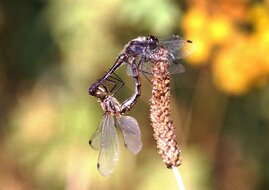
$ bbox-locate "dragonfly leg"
[104,72,125,95]
[137,60,153,85]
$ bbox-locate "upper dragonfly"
[125,35,195,77]
[89,35,196,96]
[89,84,142,176]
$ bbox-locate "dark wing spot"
[124,143,127,148]
[187,40,193,43]
[89,140,92,145]
[97,163,100,169]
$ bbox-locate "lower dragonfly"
[89,84,142,176]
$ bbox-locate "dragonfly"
[88,35,195,112]
[125,35,195,76]
[89,84,142,176]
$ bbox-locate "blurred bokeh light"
[0,0,269,190]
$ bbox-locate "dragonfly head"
[92,85,108,100]
[146,35,159,50]
[126,35,159,56]
[88,82,99,96]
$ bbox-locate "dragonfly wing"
[159,35,186,54]
[168,62,185,75]
[89,115,104,150]
[117,115,142,155]
[139,61,184,76]
[160,35,196,60]
[141,61,153,74]
[171,40,197,60]
[141,60,185,75]
[126,58,143,76]
[126,63,133,76]
[97,115,119,176]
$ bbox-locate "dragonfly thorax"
[100,95,121,115]
[125,35,159,58]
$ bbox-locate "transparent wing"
[126,63,133,76]
[116,115,142,155]
[159,35,186,54]
[89,116,104,150]
[97,115,119,176]
[168,62,185,74]
[138,61,185,76]
[171,40,196,60]
[128,61,185,76]
[126,58,141,76]
[160,35,196,60]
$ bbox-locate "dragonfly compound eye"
[147,35,159,49]
[93,86,108,99]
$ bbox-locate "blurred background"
[0,0,269,189]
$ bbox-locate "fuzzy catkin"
[149,48,182,168]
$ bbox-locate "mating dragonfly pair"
[89,35,195,176]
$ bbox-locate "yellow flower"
[184,36,211,65]
[182,8,212,65]
[182,8,233,66]
[213,48,249,95]
[209,16,233,44]
[213,38,269,95]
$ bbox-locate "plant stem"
[172,166,186,190]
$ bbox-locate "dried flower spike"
[149,48,182,168]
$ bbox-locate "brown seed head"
[149,48,182,168]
